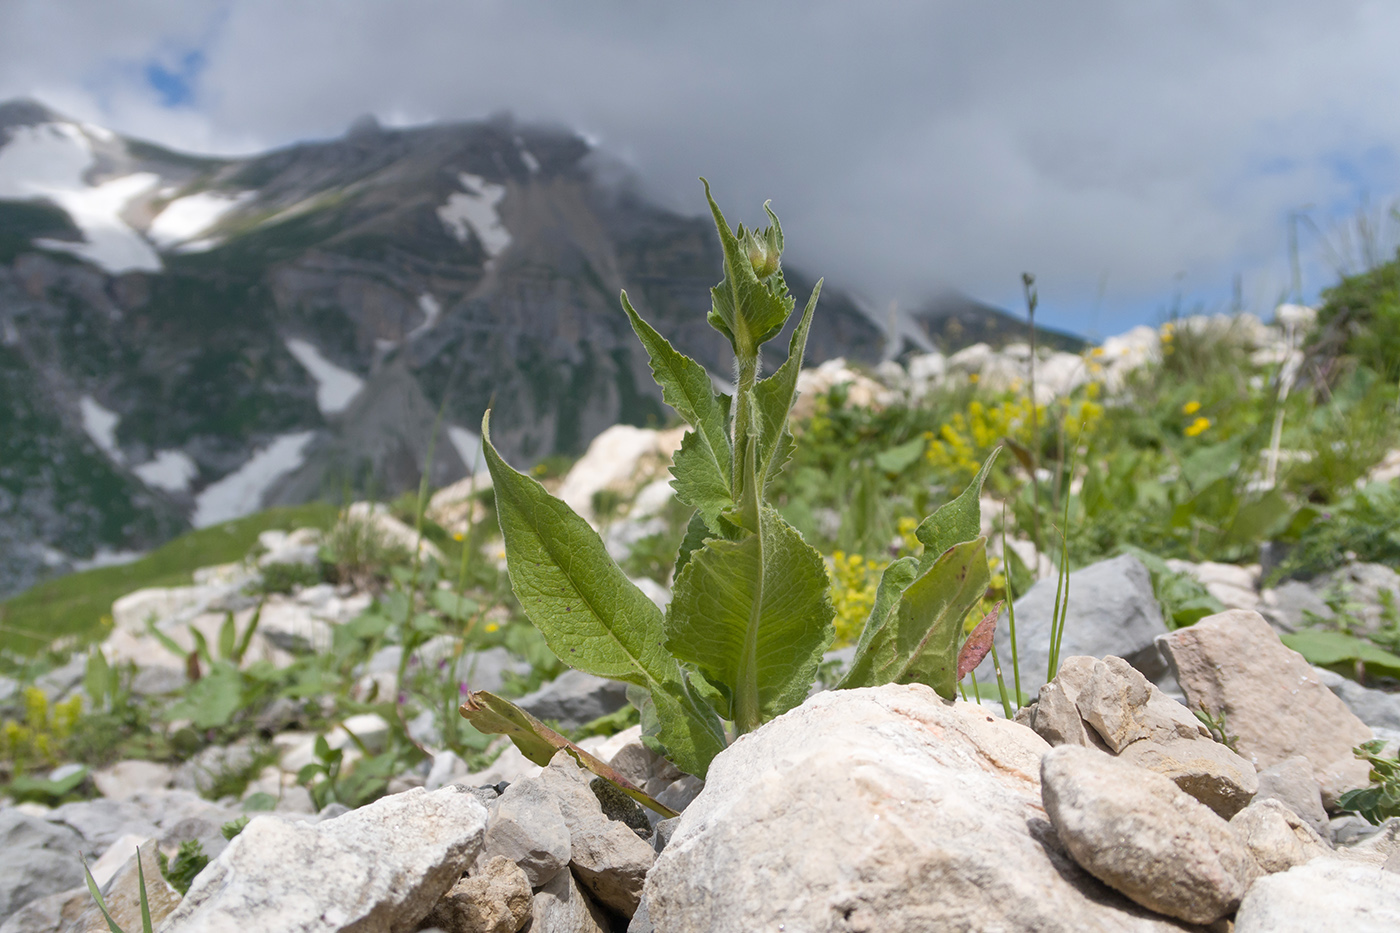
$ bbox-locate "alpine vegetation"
[475,181,998,779]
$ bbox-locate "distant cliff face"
[0,100,885,596]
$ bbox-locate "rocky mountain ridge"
[0,99,892,598]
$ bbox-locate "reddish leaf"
[957,602,1002,679]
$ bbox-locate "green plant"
[1335,739,1400,825]
[158,839,209,896]
[253,561,323,595]
[0,685,83,778]
[1192,705,1240,753]
[473,183,1000,779]
[220,815,251,840]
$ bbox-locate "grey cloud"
[2,0,1399,331]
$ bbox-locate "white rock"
[646,684,1193,932]
[92,761,173,800]
[1234,856,1400,932]
[343,502,446,565]
[1165,559,1261,612]
[554,425,685,524]
[158,785,488,932]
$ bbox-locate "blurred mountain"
[0,99,890,596]
[904,292,1088,356]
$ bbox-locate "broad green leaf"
[753,281,820,487]
[459,689,679,817]
[84,647,110,707]
[702,179,795,351]
[218,612,236,661]
[843,556,919,668]
[232,601,263,665]
[1281,630,1400,679]
[670,429,735,528]
[482,412,726,774]
[837,538,991,698]
[916,448,1001,569]
[166,664,242,729]
[665,506,834,731]
[874,434,929,476]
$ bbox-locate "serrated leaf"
[916,448,1001,568]
[838,538,991,698]
[753,280,820,487]
[666,506,834,731]
[482,412,726,775]
[674,510,711,580]
[670,429,735,528]
[702,179,795,351]
[459,689,679,817]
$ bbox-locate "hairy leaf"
[670,429,735,528]
[916,447,1001,568]
[753,281,820,488]
[838,538,991,698]
[666,506,834,730]
[702,179,794,351]
[482,412,726,774]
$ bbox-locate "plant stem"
[1022,273,1043,562]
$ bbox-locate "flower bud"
[746,232,779,279]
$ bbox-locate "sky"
[3,1,1400,339]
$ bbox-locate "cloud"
[3,0,1400,333]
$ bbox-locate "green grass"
[0,503,340,655]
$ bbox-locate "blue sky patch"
[145,50,205,108]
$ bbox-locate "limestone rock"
[646,684,1199,932]
[1234,857,1400,932]
[1157,609,1373,804]
[0,810,85,919]
[1254,756,1329,839]
[156,785,487,932]
[535,751,654,918]
[515,670,630,733]
[972,554,1169,694]
[1229,798,1331,874]
[0,884,89,933]
[478,774,571,887]
[92,760,174,800]
[1041,745,1260,924]
[421,856,532,933]
[528,868,609,933]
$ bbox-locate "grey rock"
[425,750,469,791]
[92,760,174,800]
[1254,756,1329,839]
[1157,609,1374,806]
[1041,745,1260,924]
[455,647,533,695]
[1331,815,1391,847]
[156,785,488,932]
[1234,857,1400,932]
[44,789,240,858]
[528,867,608,933]
[1229,798,1331,874]
[1316,562,1400,637]
[647,685,1195,933]
[650,817,680,856]
[587,777,650,838]
[419,855,532,933]
[0,810,85,919]
[0,883,88,933]
[33,655,86,703]
[171,743,259,798]
[129,666,187,697]
[516,670,630,732]
[652,775,703,816]
[1313,666,1400,731]
[536,751,655,918]
[626,895,653,933]
[479,773,572,888]
[972,554,1168,694]
[1258,580,1332,633]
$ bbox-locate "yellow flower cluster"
[1,687,83,776]
[926,397,1041,484]
[1185,416,1211,437]
[828,550,888,646]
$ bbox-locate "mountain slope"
[0,101,886,597]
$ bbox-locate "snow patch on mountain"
[133,450,198,493]
[79,395,123,463]
[192,430,316,527]
[407,293,441,340]
[148,190,254,248]
[0,122,162,273]
[447,426,483,472]
[285,338,364,415]
[437,173,510,257]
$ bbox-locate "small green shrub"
[253,561,323,595]
[1335,739,1400,825]
[158,839,209,896]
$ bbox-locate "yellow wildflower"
[1182,400,1201,415]
[1185,416,1211,437]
